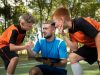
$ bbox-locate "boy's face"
[53,16,64,30]
[20,19,33,31]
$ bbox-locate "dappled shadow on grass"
[15,65,32,75]
[0,55,100,75]
[67,61,100,75]
[81,62,100,75]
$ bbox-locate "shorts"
[36,64,67,75]
[0,46,19,69]
[74,45,97,64]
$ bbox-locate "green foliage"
[81,0,96,2]
[0,0,100,42]
[12,3,28,25]
[68,2,100,21]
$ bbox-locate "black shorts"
[36,64,67,75]
[74,45,97,64]
[0,46,18,69]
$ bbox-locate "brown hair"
[52,7,70,20]
[43,20,55,27]
[20,13,35,23]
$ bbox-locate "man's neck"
[46,35,55,42]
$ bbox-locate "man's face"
[42,24,55,39]
[20,19,33,31]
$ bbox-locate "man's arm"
[43,57,67,67]
[27,40,41,59]
[27,49,36,58]
[53,41,67,67]
[52,59,67,67]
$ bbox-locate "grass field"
[0,55,100,75]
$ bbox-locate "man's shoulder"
[39,38,46,41]
[38,38,46,43]
[55,37,66,47]
[55,37,65,44]
[55,37,63,41]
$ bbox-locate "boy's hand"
[58,25,64,35]
[25,41,34,50]
[58,26,67,36]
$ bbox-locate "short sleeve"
[76,18,98,38]
[33,40,41,53]
[9,30,18,44]
[58,41,68,59]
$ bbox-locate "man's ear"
[52,28,56,33]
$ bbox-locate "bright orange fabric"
[0,25,25,48]
[70,17,100,47]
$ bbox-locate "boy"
[0,13,35,75]
[52,7,100,75]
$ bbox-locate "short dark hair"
[20,13,35,23]
[43,20,55,27]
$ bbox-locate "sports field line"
[0,62,70,69]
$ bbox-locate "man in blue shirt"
[28,20,68,75]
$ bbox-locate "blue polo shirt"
[33,37,68,60]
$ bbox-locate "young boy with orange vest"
[0,13,35,75]
[52,7,100,75]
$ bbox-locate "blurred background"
[0,0,100,75]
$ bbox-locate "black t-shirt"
[9,25,26,44]
[69,17,98,38]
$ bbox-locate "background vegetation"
[0,0,100,39]
[0,0,100,74]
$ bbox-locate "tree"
[0,0,26,31]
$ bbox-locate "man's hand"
[25,40,34,50]
[43,59,52,66]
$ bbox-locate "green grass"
[0,55,100,75]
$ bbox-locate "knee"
[29,68,35,75]
[29,67,42,75]
[69,53,78,63]
[11,57,19,63]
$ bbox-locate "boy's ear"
[20,19,25,26]
[20,20,25,26]
[61,16,64,21]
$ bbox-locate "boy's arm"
[9,30,31,51]
[62,34,78,51]
[10,43,29,51]
[58,27,78,51]
[95,32,100,66]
